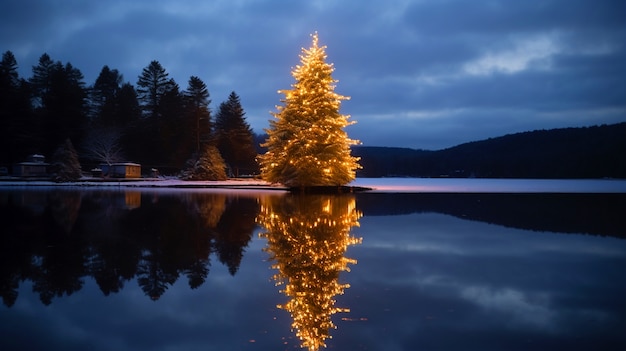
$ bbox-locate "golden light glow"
[257,194,362,350]
[259,32,361,187]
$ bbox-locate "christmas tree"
[260,33,360,187]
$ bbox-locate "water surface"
[0,187,624,350]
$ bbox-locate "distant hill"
[352,122,626,178]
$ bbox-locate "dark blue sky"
[2,0,625,149]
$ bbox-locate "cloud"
[1,0,625,149]
[463,35,560,75]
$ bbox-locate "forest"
[0,51,259,177]
[2,50,624,180]
[353,122,626,179]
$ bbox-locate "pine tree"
[181,145,227,181]
[116,82,141,123]
[136,60,174,119]
[30,57,88,156]
[259,33,360,187]
[0,51,34,164]
[158,81,187,167]
[91,65,122,126]
[184,76,211,153]
[214,91,258,177]
[51,138,82,182]
[117,82,143,162]
[0,51,19,87]
[29,53,55,107]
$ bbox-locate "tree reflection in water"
[0,190,259,305]
[258,194,362,351]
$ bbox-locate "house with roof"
[13,154,49,177]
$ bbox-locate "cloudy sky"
[2,0,625,149]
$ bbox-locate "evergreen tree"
[30,56,88,157]
[0,51,34,163]
[158,81,188,168]
[135,61,185,168]
[47,62,88,155]
[117,82,144,162]
[51,138,82,182]
[91,65,123,126]
[214,91,258,176]
[181,145,227,181]
[184,76,211,153]
[0,51,19,162]
[0,51,19,87]
[136,60,174,119]
[259,33,360,187]
[29,53,55,108]
[116,82,141,123]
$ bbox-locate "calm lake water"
[1,185,625,351]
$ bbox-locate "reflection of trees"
[182,193,225,288]
[0,190,260,306]
[30,192,88,305]
[258,194,362,351]
[215,196,258,275]
[128,196,205,300]
[48,191,82,234]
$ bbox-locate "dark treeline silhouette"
[0,190,259,307]
[353,122,626,178]
[0,51,258,175]
[356,192,626,238]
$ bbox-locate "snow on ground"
[0,177,286,192]
[1,177,626,193]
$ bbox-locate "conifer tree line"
[0,50,258,177]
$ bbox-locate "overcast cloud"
[2,0,624,149]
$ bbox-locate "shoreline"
[1,177,626,193]
[0,177,288,190]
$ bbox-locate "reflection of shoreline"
[356,192,626,238]
[0,190,260,306]
[258,194,362,351]
[2,177,626,193]
[0,179,288,191]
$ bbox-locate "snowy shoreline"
[1,177,626,193]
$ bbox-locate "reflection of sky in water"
[3,229,292,351]
[335,213,626,350]
[1,194,625,351]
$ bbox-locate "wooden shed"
[101,163,141,178]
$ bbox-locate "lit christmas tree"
[260,33,361,187]
[257,194,362,350]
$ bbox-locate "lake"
[0,182,625,351]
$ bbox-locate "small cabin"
[13,154,49,177]
[101,162,141,178]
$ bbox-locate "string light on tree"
[260,32,361,187]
